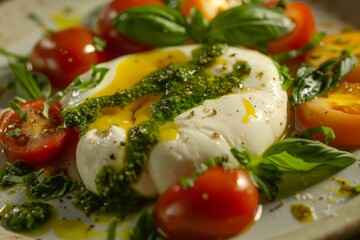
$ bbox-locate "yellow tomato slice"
[295,81,360,149]
[305,32,360,82]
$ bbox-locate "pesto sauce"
[5,202,52,232]
[65,44,251,215]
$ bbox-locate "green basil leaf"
[186,8,209,43]
[0,161,34,188]
[292,51,358,104]
[9,62,51,100]
[300,126,335,144]
[260,138,356,171]
[106,217,118,240]
[10,100,27,120]
[113,6,189,46]
[208,3,294,47]
[27,171,77,200]
[129,208,164,240]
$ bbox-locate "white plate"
[0,0,360,239]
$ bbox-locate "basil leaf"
[106,217,118,240]
[300,126,335,144]
[0,48,28,62]
[113,6,189,46]
[186,8,209,43]
[260,138,356,171]
[10,100,27,120]
[292,51,358,104]
[0,161,34,188]
[27,171,77,200]
[208,3,294,47]
[129,208,164,240]
[9,62,51,100]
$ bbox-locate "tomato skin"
[29,27,105,89]
[154,167,259,240]
[96,0,165,59]
[295,81,360,149]
[305,32,360,82]
[267,2,316,55]
[0,99,69,163]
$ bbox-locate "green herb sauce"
[65,44,251,216]
[4,202,52,232]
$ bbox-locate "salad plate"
[0,0,360,240]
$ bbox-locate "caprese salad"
[0,0,360,239]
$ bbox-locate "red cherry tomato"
[267,1,316,55]
[154,166,260,240]
[96,0,165,59]
[0,99,69,163]
[29,27,106,89]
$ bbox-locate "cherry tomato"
[181,0,238,20]
[154,166,259,240]
[305,32,360,82]
[267,2,316,55]
[96,0,165,59]
[0,99,69,163]
[296,81,360,149]
[29,27,106,89]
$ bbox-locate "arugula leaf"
[129,208,164,240]
[292,51,358,104]
[113,6,189,47]
[27,171,77,200]
[208,3,294,47]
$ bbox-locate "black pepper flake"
[270,199,285,212]
[120,141,126,146]
[109,154,116,160]
[212,109,217,116]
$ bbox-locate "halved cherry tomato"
[29,27,107,89]
[96,0,165,59]
[296,81,360,149]
[267,2,316,55]
[0,99,69,163]
[305,32,360,82]
[154,166,259,240]
[181,0,238,20]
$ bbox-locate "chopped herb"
[9,100,27,120]
[5,128,21,137]
[106,217,118,240]
[93,36,106,52]
[0,161,34,188]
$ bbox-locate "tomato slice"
[154,166,259,239]
[0,99,69,163]
[267,2,316,55]
[305,32,360,82]
[296,81,360,149]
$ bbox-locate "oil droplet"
[290,203,316,223]
[242,99,258,124]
